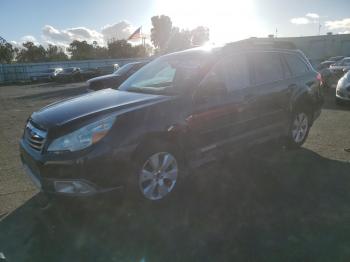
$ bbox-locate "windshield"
[113,63,134,75]
[345,71,350,79]
[334,58,350,66]
[63,68,75,73]
[119,54,213,95]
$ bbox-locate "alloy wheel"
[138,152,178,201]
[291,112,309,143]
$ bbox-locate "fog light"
[54,180,96,195]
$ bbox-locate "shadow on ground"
[1,147,350,262]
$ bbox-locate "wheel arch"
[130,131,187,165]
[291,91,315,122]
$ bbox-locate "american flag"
[128,27,142,41]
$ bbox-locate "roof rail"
[224,38,297,50]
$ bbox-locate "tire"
[285,109,311,149]
[128,140,184,202]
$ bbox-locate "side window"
[343,60,350,66]
[222,54,250,91]
[200,61,228,91]
[250,52,284,85]
[201,54,249,92]
[284,53,310,76]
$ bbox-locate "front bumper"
[20,138,134,197]
[336,88,350,101]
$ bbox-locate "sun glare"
[154,0,264,44]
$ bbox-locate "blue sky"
[1,0,350,46]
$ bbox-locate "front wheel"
[285,111,311,149]
[131,142,183,202]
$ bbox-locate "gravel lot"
[0,82,87,215]
[0,83,350,261]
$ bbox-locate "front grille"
[24,121,47,152]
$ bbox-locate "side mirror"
[194,80,227,103]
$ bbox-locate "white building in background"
[255,33,350,64]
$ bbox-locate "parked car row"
[30,68,63,82]
[30,63,120,83]
[316,56,350,105]
[86,61,148,92]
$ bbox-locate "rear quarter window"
[284,53,310,77]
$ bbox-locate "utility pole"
[318,20,322,35]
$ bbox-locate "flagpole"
[141,26,145,47]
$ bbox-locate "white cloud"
[21,35,39,45]
[42,25,104,46]
[291,13,320,25]
[290,17,310,25]
[42,25,71,44]
[306,13,320,19]
[41,21,134,47]
[339,31,350,34]
[101,21,134,42]
[9,40,20,48]
[325,18,350,30]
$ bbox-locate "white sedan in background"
[336,71,350,104]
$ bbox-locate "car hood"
[33,73,52,77]
[88,74,119,83]
[31,89,170,129]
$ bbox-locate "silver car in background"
[336,71,350,104]
[330,57,350,74]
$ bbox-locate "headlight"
[47,115,116,152]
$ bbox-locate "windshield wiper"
[126,87,157,94]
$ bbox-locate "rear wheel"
[285,110,311,149]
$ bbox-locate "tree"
[16,42,47,63]
[132,44,153,57]
[108,39,134,58]
[46,44,68,61]
[150,15,173,51]
[0,43,15,63]
[165,28,192,53]
[67,40,95,60]
[191,26,210,46]
[92,41,109,59]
